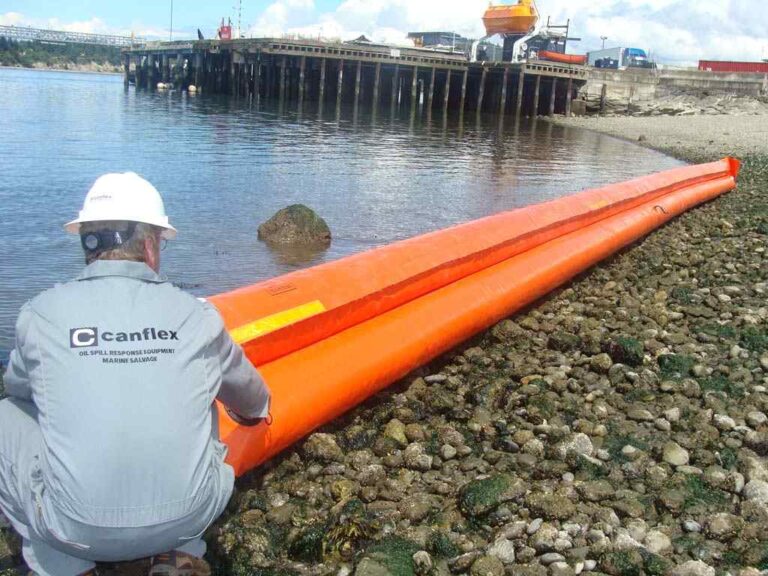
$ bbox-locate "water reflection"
[0,68,685,358]
[265,242,330,269]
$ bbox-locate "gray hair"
[80,220,161,265]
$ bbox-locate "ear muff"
[80,223,137,254]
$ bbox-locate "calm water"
[0,68,684,359]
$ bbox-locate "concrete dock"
[124,38,588,118]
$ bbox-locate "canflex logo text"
[70,327,178,348]
[70,328,98,348]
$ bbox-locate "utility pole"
[601,35,607,49]
[169,0,174,42]
[237,0,243,39]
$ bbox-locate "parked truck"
[588,47,652,69]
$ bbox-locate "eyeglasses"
[158,236,169,251]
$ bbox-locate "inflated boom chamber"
[209,158,740,476]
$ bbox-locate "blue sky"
[0,0,337,37]
[1,0,767,65]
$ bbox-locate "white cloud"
[3,2,767,64]
[0,11,25,26]
[0,11,166,39]
[243,0,768,65]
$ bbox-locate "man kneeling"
[0,173,270,576]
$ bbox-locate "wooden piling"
[354,60,362,107]
[499,66,510,116]
[600,83,607,114]
[566,78,573,117]
[411,66,419,108]
[319,59,327,103]
[230,57,236,96]
[549,77,558,116]
[391,65,400,110]
[253,55,261,100]
[194,54,202,90]
[516,69,525,118]
[279,56,288,102]
[123,54,130,87]
[460,69,468,113]
[336,59,344,109]
[298,56,307,106]
[428,67,436,111]
[373,62,382,107]
[477,67,487,113]
[162,55,169,84]
[146,54,154,90]
[532,74,541,117]
[444,69,452,114]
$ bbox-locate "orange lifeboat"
[482,0,539,36]
[539,50,588,65]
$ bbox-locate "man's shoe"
[148,551,211,576]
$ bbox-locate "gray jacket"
[3,260,270,528]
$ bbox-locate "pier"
[124,38,588,117]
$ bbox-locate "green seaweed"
[427,531,460,559]
[721,550,742,568]
[458,474,515,517]
[698,375,745,398]
[604,337,645,367]
[288,525,325,563]
[720,447,739,470]
[365,537,421,576]
[603,424,650,463]
[670,286,694,305]
[698,323,737,340]
[640,549,672,576]
[601,550,643,576]
[741,327,768,353]
[683,475,729,511]
[658,354,695,379]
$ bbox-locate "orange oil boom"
[210,158,740,476]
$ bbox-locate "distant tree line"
[0,36,121,69]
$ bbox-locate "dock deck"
[124,38,588,117]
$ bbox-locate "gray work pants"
[0,398,233,576]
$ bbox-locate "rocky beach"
[2,113,767,576]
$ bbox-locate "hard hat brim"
[65,217,177,240]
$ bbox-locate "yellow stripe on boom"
[230,301,326,345]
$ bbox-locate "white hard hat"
[65,173,177,239]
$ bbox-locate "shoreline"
[546,114,768,164]
[0,65,121,76]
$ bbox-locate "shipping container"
[698,60,768,73]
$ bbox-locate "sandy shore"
[550,115,768,163]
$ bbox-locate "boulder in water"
[258,204,331,246]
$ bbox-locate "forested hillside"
[0,36,121,71]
